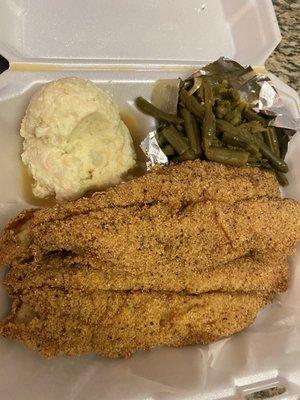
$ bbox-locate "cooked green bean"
[162,144,175,156]
[203,78,214,104]
[222,131,259,155]
[247,157,271,168]
[157,132,167,145]
[195,85,204,101]
[176,123,184,132]
[224,108,242,126]
[215,100,231,118]
[264,127,280,157]
[191,115,203,157]
[252,134,288,173]
[180,89,205,120]
[179,149,196,161]
[257,140,288,173]
[227,144,248,152]
[275,171,289,186]
[202,79,221,153]
[137,76,290,185]
[247,161,262,168]
[135,97,183,124]
[182,108,201,156]
[205,147,249,167]
[216,119,259,155]
[242,106,269,127]
[239,121,267,136]
[248,155,263,163]
[161,126,189,155]
[227,88,241,105]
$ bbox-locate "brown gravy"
[21,166,56,207]
[120,111,147,177]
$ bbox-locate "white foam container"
[0,1,299,399]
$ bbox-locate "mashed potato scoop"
[20,77,136,201]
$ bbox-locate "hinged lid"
[0,0,281,67]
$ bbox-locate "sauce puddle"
[21,166,56,207]
[120,110,147,177]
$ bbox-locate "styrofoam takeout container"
[0,1,299,399]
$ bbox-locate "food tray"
[0,1,299,399]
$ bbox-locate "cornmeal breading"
[4,252,288,295]
[1,290,272,358]
[0,161,299,358]
[1,198,299,272]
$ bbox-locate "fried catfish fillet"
[1,290,272,358]
[1,199,299,272]
[3,252,288,295]
[0,161,280,265]
[0,161,299,358]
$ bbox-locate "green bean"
[226,88,241,104]
[248,154,263,163]
[239,121,267,137]
[182,108,201,156]
[258,141,288,172]
[242,106,269,127]
[275,171,289,186]
[215,100,231,118]
[202,110,216,152]
[161,126,189,155]
[247,161,262,168]
[179,149,196,161]
[216,119,260,155]
[222,131,259,155]
[176,123,184,132]
[224,108,242,126]
[195,85,204,101]
[205,147,249,167]
[202,79,221,153]
[237,101,247,113]
[213,81,228,97]
[157,132,167,145]
[162,144,175,156]
[253,135,288,173]
[203,78,214,104]
[227,144,248,152]
[180,89,205,120]
[191,115,203,156]
[264,127,280,157]
[247,157,271,168]
[135,97,183,124]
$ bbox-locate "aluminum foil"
[192,57,299,131]
[140,57,299,166]
[140,131,168,170]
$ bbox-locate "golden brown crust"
[1,290,272,358]
[3,198,299,273]
[0,161,298,358]
[1,160,279,234]
[4,252,288,295]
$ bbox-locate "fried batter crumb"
[0,161,299,358]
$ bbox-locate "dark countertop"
[266,0,300,92]
[0,1,299,93]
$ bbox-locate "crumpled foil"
[140,57,299,166]
[140,131,168,170]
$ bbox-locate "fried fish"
[1,161,299,358]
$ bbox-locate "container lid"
[0,0,281,67]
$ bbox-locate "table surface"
[266,0,300,92]
[0,0,299,92]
